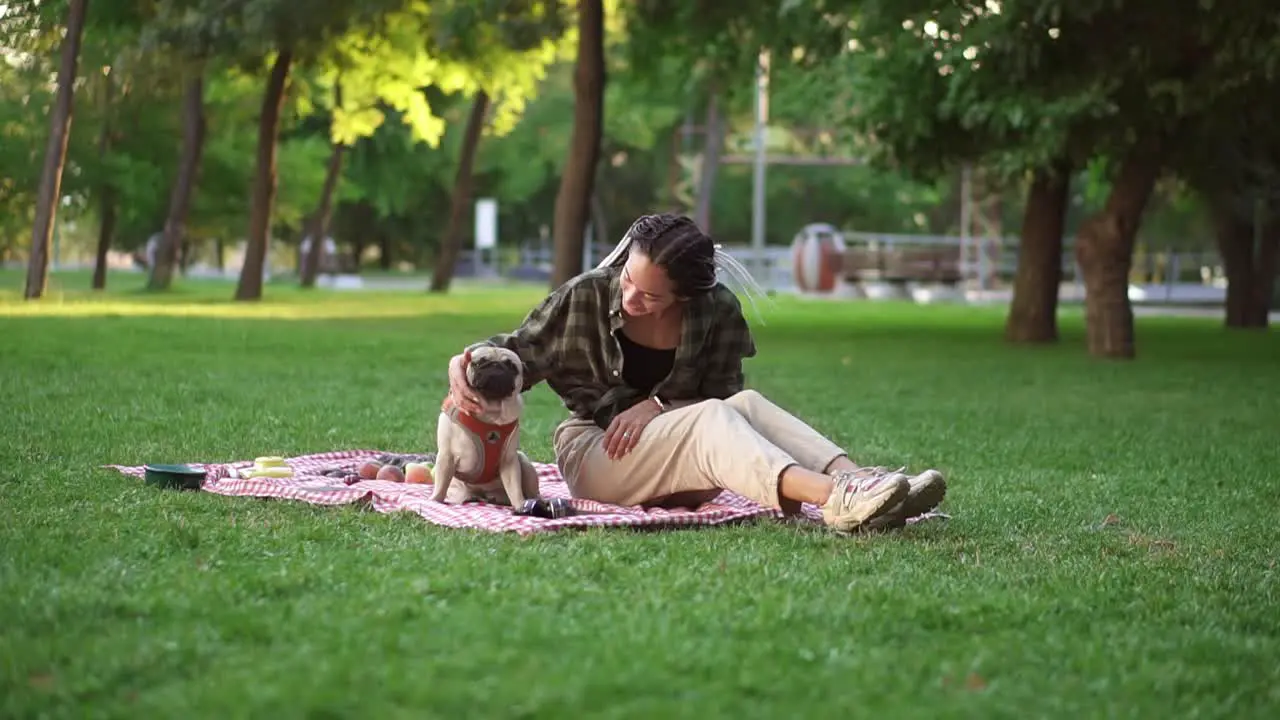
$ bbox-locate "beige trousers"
[552,389,846,509]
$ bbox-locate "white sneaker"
[821,467,910,534]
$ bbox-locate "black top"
[616,330,676,397]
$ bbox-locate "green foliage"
[285,1,572,148]
[0,66,45,254]
[623,0,846,110]
[192,101,332,240]
[143,0,407,63]
[472,52,685,208]
[320,8,470,147]
[602,58,685,152]
[833,0,1280,187]
[139,0,570,153]
[341,108,456,218]
[16,0,1262,278]
[707,162,948,242]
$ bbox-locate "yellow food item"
[241,465,294,479]
[254,456,286,467]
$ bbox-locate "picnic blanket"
[105,450,947,536]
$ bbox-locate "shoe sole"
[902,472,947,517]
[863,473,947,532]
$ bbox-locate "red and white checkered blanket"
[105,450,946,536]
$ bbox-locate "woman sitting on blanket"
[447,213,946,533]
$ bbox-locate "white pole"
[751,49,770,284]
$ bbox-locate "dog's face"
[465,347,523,406]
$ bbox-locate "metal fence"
[486,232,1229,297]
[19,227,1230,304]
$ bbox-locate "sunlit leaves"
[302,1,569,148]
[330,105,386,145]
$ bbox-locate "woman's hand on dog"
[603,399,662,460]
[448,351,484,414]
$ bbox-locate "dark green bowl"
[144,464,206,491]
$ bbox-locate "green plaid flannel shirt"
[468,266,757,429]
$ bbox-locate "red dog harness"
[441,393,519,485]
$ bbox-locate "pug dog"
[431,346,541,508]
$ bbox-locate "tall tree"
[219,0,571,295]
[551,0,606,287]
[149,71,207,291]
[416,0,570,289]
[1005,158,1073,343]
[91,70,118,291]
[77,0,184,288]
[299,131,347,287]
[24,0,89,300]
[235,49,292,301]
[1171,47,1280,331]
[430,91,489,293]
[208,0,413,300]
[1209,195,1278,329]
[823,0,1280,357]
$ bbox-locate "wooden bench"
[841,247,962,286]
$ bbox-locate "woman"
[447,213,945,533]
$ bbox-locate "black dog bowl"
[144,464,206,491]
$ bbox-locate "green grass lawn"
[3,269,1279,718]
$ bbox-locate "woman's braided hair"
[596,213,771,319]
[623,214,717,297]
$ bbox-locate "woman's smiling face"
[620,251,680,317]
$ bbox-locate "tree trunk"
[1215,198,1278,330]
[149,73,206,291]
[1074,139,1165,358]
[300,144,347,287]
[234,49,292,301]
[301,83,347,289]
[92,188,117,291]
[351,200,372,270]
[1215,200,1256,328]
[214,238,225,270]
[590,188,608,248]
[694,82,723,233]
[1257,217,1279,327]
[24,0,88,300]
[1005,158,1072,343]
[91,73,117,291]
[352,238,365,269]
[430,91,489,293]
[379,230,392,270]
[550,0,605,288]
[662,126,681,210]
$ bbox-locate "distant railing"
[461,232,1227,296]
[839,231,1225,283]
